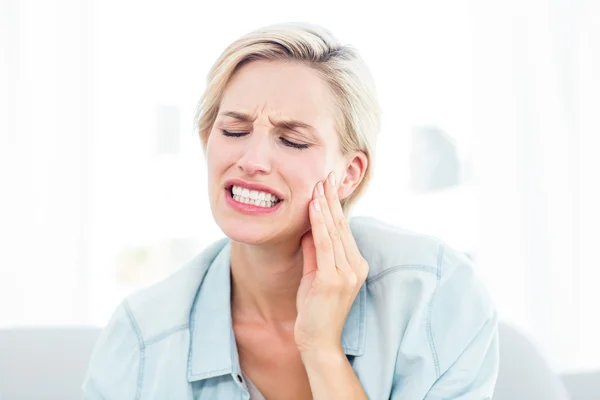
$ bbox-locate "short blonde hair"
[194,22,381,214]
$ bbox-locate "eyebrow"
[219,110,316,133]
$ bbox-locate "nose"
[236,132,272,176]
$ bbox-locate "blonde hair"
[194,22,381,214]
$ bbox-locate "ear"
[337,151,368,201]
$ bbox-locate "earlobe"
[337,175,350,201]
[339,178,356,202]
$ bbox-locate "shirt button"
[235,374,244,384]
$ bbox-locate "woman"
[83,23,498,399]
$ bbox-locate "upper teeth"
[231,185,280,206]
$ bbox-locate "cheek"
[206,131,233,175]
[282,154,328,201]
[205,131,217,168]
[205,135,233,200]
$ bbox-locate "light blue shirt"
[83,216,498,399]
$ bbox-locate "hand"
[294,171,369,356]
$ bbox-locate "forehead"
[219,60,338,130]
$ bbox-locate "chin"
[211,207,279,245]
[215,211,308,247]
[219,220,276,245]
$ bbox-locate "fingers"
[322,172,366,279]
[309,184,337,279]
[314,178,352,275]
[301,232,317,277]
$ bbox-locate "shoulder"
[349,215,445,280]
[124,237,229,342]
[350,216,497,375]
[350,215,484,287]
[83,238,229,397]
[350,215,494,315]
[82,299,141,398]
[90,237,228,357]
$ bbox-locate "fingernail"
[329,172,336,187]
[317,181,324,196]
[312,199,321,211]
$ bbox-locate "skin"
[205,59,369,399]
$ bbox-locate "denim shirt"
[82,216,498,399]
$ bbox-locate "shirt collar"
[187,239,367,382]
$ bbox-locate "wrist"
[300,345,346,370]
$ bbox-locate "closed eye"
[280,137,309,150]
[222,130,248,137]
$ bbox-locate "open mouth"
[227,185,282,209]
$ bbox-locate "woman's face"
[206,60,346,245]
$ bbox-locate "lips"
[223,182,284,215]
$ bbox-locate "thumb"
[301,231,317,276]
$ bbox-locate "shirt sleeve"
[424,312,499,399]
[82,300,142,399]
[422,248,499,400]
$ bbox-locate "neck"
[230,236,304,326]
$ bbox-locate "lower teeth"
[233,195,277,208]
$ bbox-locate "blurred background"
[1,0,599,396]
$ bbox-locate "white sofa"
[0,327,100,400]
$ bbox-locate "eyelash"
[221,130,309,150]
